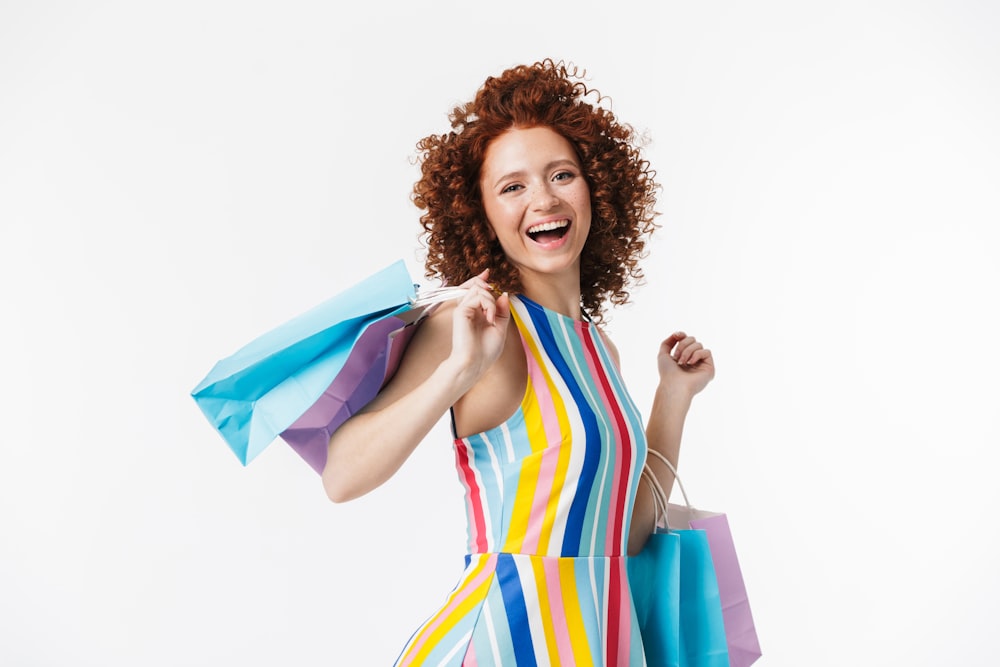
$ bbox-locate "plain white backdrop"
[2,1,998,665]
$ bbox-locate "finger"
[481,293,496,325]
[686,348,712,367]
[495,292,511,323]
[458,283,489,301]
[678,341,703,365]
[661,331,686,354]
[671,335,698,361]
[456,285,493,314]
[462,270,492,290]
[460,286,500,325]
[463,278,491,292]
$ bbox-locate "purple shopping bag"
[685,513,761,667]
[649,451,763,667]
[278,310,421,474]
[192,259,464,470]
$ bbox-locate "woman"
[323,59,714,665]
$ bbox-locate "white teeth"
[527,220,569,234]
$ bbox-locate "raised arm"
[627,331,715,556]
[322,271,510,502]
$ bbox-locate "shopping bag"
[191,259,463,469]
[628,529,681,667]
[628,525,730,667]
[278,310,419,474]
[654,451,762,667]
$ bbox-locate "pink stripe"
[578,324,626,554]
[455,439,487,552]
[583,327,633,556]
[463,641,478,666]
[542,557,575,662]
[518,334,562,554]
[400,553,497,664]
[525,445,561,553]
[524,336,563,447]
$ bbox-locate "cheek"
[478,197,497,241]
[481,207,497,240]
[482,199,513,239]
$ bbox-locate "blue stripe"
[522,299,602,557]
[496,553,537,667]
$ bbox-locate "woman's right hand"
[447,269,511,393]
[323,269,511,502]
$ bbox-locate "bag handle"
[640,449,694,530]
[411,285,469,307]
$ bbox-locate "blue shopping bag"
[628,452,732,667]
[628,528,731,667]
[191,260,459,467]
[629,530,681,666]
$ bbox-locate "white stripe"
[483,598,503,664]
[479,435,503,549]
[513,555,549,665]
[499,421,516,462]
[435,629,472,667]
[528,311,580,555]
[589,555,603,658]
[557,316,614,557]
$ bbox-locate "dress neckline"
[516,294,592,328]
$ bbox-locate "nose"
[530,183,560,211]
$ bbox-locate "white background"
[2,1,998,665]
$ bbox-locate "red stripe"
[605,560,623,666]
[581,329,632,556]
[454,439,488,552]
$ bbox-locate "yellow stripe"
[531,556,561,665]
[502,409,541,553]
[559,558,595,666]
[511,306,567,455]
[538,408,573,555]
[503,307,545,552]
[400,555,494,665]
[512,305,574,555]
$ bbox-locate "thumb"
[495,292,512,324]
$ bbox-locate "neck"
[518,270,584,321]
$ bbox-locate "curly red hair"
[413,59,659,321]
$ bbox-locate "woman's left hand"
[656,331,715,398]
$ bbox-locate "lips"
[526,218,571,244]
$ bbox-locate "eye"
[553,171,575,182]
[501,183,523,194]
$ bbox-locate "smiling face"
[479,126,592,294]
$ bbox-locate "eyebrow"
[489,158,580,190]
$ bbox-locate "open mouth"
[527,219,571,243]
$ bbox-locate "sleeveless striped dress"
[395,295,648,666]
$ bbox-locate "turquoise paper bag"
[629,530,681,666]
[191,260,461,467]
[628,451,732,667]
[628,527,731,667]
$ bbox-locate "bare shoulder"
[453,312,525,438]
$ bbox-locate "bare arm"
[624,331,715,556]
[322,273,510,502]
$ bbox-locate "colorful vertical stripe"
[395,295,648,666]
